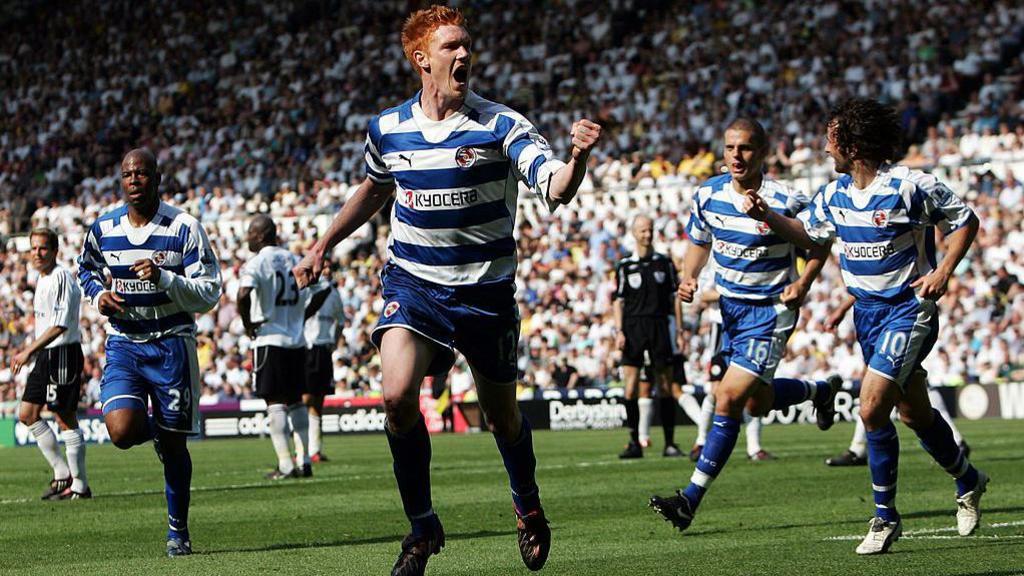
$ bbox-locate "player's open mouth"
[453,66,468,84]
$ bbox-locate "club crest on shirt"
[627,273,642,289]
[383,301,401,318]
[872,210,890,228]
[455,146,478,169]
[152,251,168,265]
[653,270,666,284]
[755,221,771,235]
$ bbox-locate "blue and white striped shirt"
[800,165,974,301]
[78,202,223,341]
[364,90,566,287]
[686,173,811,300]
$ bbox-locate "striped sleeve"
[156,219,222,314]
[916,177,974,234]
[364,117,394,185]
[685,189,711,246]
[77,222,108,303]
[502,114,566,207]
[799,185,835,245]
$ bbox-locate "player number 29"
[168,388,190,413]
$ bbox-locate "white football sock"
[745,412,763,456]
[695,393,715,446]
[929,387,964,445]
[638,397,653,444]
[849,416,867,458]
[29,420,69,479]
[288,403,311,466]
[308,413,322,457]
[60,429,88,492]
[267,404,295,474]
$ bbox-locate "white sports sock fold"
[745,413,763,456]
[29,420,69,479]
[288,403,311,467]
[267,404,295,474]
[638,397,653,443]
[61,429,88,492]
[308,413,322,457]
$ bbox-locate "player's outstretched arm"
[743,190,820,250]
[294,177,395,288]
[546,119,602,206]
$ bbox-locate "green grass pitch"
[1,420,1022,575]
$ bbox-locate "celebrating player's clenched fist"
[570,119,602,159]
[677,277,698,303]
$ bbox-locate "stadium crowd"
[2,0,1024,413]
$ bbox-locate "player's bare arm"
[910,214,979,300]
[237,286,260,338]
[546,119,602,206]
[825,295,856,332]
[293,178,395,288]
[677,243,710,303]
[10,325,66,375]
[780,242,830,309]
[743,190,819,250]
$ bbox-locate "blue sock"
[494,417,540,516]
[681,415,740,508]
[866,423,900,522]
[914,408,979,496]
[770,378,819,410]
[160,435,192,543]
[385,415,435,535]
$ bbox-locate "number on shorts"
[746,340,771,364]
[878,331,908,357]
[46,383,57,403]
[497,329,518,366]
[168,389,180,412]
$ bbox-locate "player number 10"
[878,331,908,357]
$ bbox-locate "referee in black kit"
[613,215,684,458]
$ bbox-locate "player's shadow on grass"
[199,529,514,555]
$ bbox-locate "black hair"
[827,98,902,164]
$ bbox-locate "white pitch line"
[825,519,1024,541]
[826,534,1024,541]
[0,457,627,506]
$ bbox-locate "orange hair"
[401,5,466,74]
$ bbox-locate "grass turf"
[0,419,1021,576]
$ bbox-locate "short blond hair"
[29,227,59,250]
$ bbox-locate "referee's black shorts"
[621,317,672,368]
[253,345,306,403]
[23,343,84,412]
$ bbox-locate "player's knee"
[105,421,139,450]
[383,394,418,430]
[17,410,39,427]
[745,397,769,417]
[859,403,888,429]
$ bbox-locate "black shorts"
[672,353,687,385]
[253,346,306,403]
[304,344,334,396]
[621,317,672,368]
[708,351,729,383]
[23,344,84,412]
